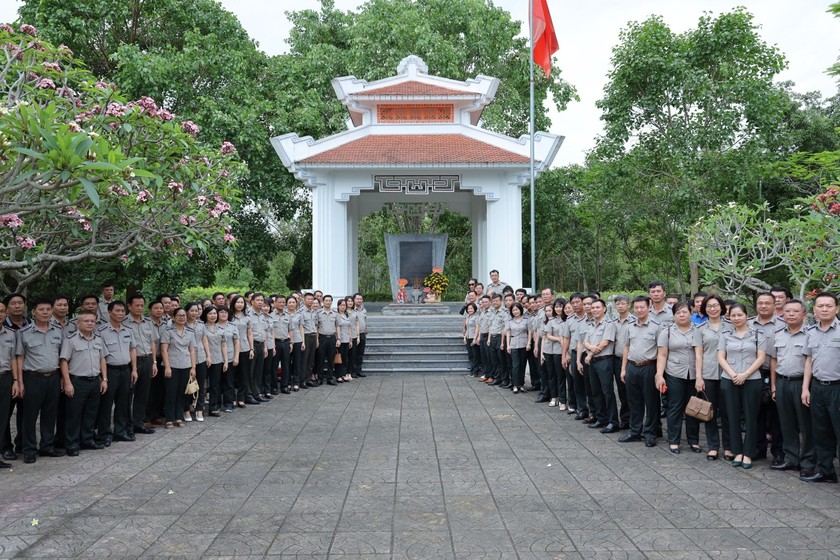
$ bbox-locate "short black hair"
[700,294,727,316]
[126,294,145,306]
[647,280,666,290]
[32,296,54,308]
[632,295,651,306]
[80,294,100,304]
[107,300,126,312]
[569,292,584,302]
[770,286,793,299]
[2,293,25,306]
[814,291,838,306]
[490,269,499,275]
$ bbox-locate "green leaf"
[79,177,101,207]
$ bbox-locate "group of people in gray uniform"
[0,287,368,469]
[463,275,840,484]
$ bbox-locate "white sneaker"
[549,398,557,407]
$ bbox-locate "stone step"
[364,351,469,361]
[363,366,470,376]
[366,344,466,353]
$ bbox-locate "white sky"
[3,0,839,165]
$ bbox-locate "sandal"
[690,445,702,453]
[707,451,718,461]
[174,420,185,428]
[513,387,519,394]
[558,404,567,411]
[723,452,735,462]
[165,422,174,429]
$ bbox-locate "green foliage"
[180,285,247,304]
[0,23,243,293]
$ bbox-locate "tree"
[0,24,243,292]
[594,9,788,296]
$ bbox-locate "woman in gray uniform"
[655,302,703,454]
[160,307,196,429]
[202,306,227,417]
[506,302,529,393]
[288,297,305,391]
[718,303,766,469]
[540,304,562,407]
[696,295,731,461]
[185,302,210,422]
[463,303,480,376]
[335,298,353,383]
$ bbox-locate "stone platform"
[1,375,839,558]
[381,304,450,315]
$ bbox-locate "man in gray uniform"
[801,292,840,483]
[583,299,619,433]
[769,300,814,477]
[17,297,64,463]
[353,293,368,378]
[0,301,20,468]
[60,310,107,456]
[620,296,661,447]
[97,301,137,445]
[300,293,318,387]
[123,295,157,434]
[750,291,785,463]
[316,295,339,385]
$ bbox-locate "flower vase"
[425,292,437,303]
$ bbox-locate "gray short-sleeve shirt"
[718,327,765,381]
[802,318,840,382]
[161,325,196,369]
[60,332,106,377]
[657,324,700,379]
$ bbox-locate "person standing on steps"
[352,293,367,378]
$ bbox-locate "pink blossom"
[186,248,193,257]
[36,78,55,89]
[1,23,14,33]
[27,40,45,52]
[94,81,110,90]
[107,184,129,197]
[220,141,236,155]
[15,236,36,249]
[28,72,39,81]
[157,109,174,121]
[19,24,37,36]
[78,218,91,231]
[105,102,126,117]
[58,44,73,56]
[167,182,184,194]
[218,169,230,178]
[179,215,196,226]
[181,120,200,137]
[223,233,236,243]
[63,207,83,217]
[196,195,207,206]
[120,254,129,263]
[56,86,77,98]
[0,214,24,228]
[198,156,211,166]
[6,43,22,60]
[42,61,61,72]
[67,121,82,132]
[136,189,152,203]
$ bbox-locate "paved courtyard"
[1,375,839,559]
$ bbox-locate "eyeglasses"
[468,283,475,286]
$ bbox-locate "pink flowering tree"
[0,24,245,292]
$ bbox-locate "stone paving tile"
[1,374,839,559]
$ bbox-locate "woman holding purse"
[655,302,703,454]
[160,307,196,429]
[696,295,731,461]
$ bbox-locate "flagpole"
[529,0,536,293]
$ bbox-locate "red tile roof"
[357,80,476,97]
[299,134,530,165]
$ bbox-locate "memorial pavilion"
[272,55,562,298]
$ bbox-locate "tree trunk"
[690,260,699,295]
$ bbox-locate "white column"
[471,201,486,283]
[311,178,351,298]
[348,197,359,295]
[484,184,523,289]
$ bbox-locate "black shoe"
[799,469,816,479]
[491,379,503,386]
[356,372,366,377]
[690,445,703,453]
[600,424,619,434]
[244,398,260,405]
[209,411,222,417]
[113,434,136,442]
[619,423,630,431]
[270,389,280,395]
[0,460,10,468]
[317,379,325,386]
[500,382,512,389]
[260,394,272,400]
[81,441,104,450]
[574,411,587,421]
[534,396,550,403]
[327,379,337,386]
[770,461,798,471]
[770,456,786,467]
[645,438,656,448]
[801,472,838,483]
[23,455,36,464]
[618,434,641,443]
[39,448,65,457]
[134,426,155,434]
[2,450,17,461]
[588,422,606,429]
[306,380,317,387]
[96,436,112,447]
[66,449,79,457]
[754,452,768,461]
[669,446,680,455]
[299,384,309,390]
[280,388,291,394]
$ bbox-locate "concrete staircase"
[363,314,471,375]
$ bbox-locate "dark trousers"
[354,333,366,375]
[132,356,153,429]
[64,375,101,450]
[466,339,479,374]
[346,340,357,376]
[583,354,596,417]
[571,351,588,416]
[488,335,503,380]
[207,362,224,412]
[625,362,658,439]
[98,364,131,439]
[590,357,615,425]
[146,357,165,421]
[510,347,527,387]
[2,397,22,454]
[776,376,815,470]
[479,334,490,375]
[275,339,291,389]
[21,372,60,456]
[809,382,840,476]
[191,362,207,412]
[0,375,12,453]
[261,347,275,394]
[221,362,235,407]
[565,356,577,410]
[235,351,251,401]
[317,335,337,380]
[292,342,303,385]
[337,342,350,377]
[302,334,317,382]
[756,370,784,459]
[503,348,512,383]
[544,353,560,399]
[721,377,762,458]
[250,341,265,397]
[703,379,727,451]
[54,392,66,448]
[612,357,629,427]
[664,374,699,446]
[164,367,190,422]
